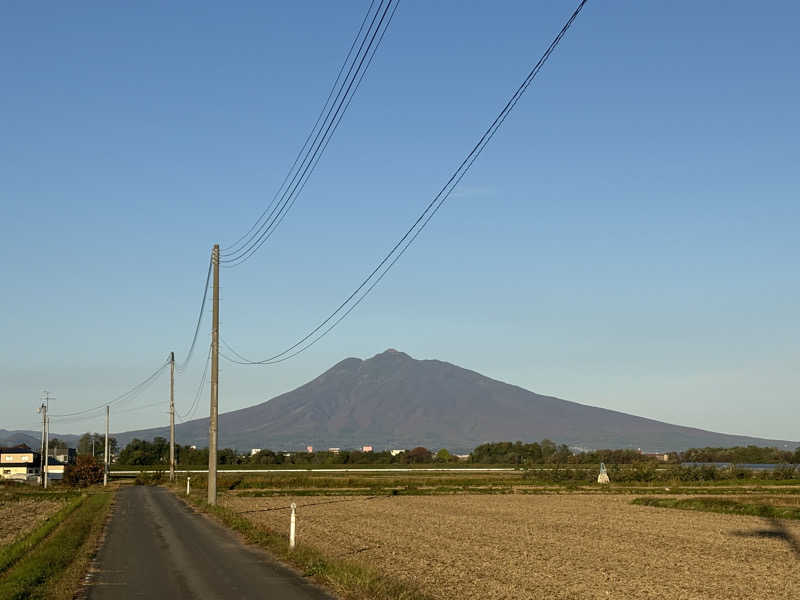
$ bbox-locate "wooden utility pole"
[104,405,109,486]
[208,244,220,504]
[169,351,175,482]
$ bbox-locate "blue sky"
[2,1,798,443]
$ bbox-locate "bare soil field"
[222,493,800,600]
[0,497,65,546]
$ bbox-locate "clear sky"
[2,1,798,442]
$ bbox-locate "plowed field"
[0,498,65,545]
[223,494,800,600]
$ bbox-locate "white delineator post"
[289,503,297,550]
[186,476,191,496]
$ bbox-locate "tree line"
[66,434,799,466]
[470,441,800,465]
[114,437,454,466]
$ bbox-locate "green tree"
[435,448,454,463]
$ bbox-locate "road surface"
[86,485,334,599]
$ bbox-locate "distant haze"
[19,349,786,454]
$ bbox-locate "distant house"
[390,449,403,456]
[361,445,373,453]
[306,445,313,453]
[328,448,341,455]
[640,451,670,462]
[45,456,66,480]
[250,448,261,457]
[54,448,77,464]
[0,444,41,481]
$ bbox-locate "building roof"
[0,444,36,454]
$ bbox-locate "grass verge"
[0,495,84,576]
[180,490,432,600]
[0,491,113,600]
[632,496,800,520]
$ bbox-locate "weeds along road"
[86,485,333,600]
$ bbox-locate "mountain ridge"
[6,350,797,453]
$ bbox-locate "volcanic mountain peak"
[101,350,798,453]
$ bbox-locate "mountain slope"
[113,349,797,453]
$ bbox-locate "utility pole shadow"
[731,517,800,558]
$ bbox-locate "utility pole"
[169,351,175,482]
[38,391,51,488]
[208,244,220,504]
[104,405,109,486]
[44,416,49,489]
[39,403,46,487]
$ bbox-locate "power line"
[223,0,379,257]
[220,0,399,266]
[178,343,212,421]
[222,0,590,365]
[177,254,213,374]
[224,1,399,268]
[221,0,395,263]
[49,356,171,417]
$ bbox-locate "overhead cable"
[49,356,171,417]
[222,0,590,365]
[176,254,213,374]
[220,0,398,266]
[178,343,212,421]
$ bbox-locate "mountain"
[0,430,81,449]
[110,349,797,453]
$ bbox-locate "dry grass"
[222,493,800,600]
[0,498,66,546]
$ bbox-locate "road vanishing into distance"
[86,486,333,600]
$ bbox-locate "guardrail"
[110,467,517,475]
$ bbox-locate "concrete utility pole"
[169,351,175,482]
[104,405,109,486]
[38,391,51,488]
[208,244,220,504]
[39,401,46,487]
[44,416,49,489]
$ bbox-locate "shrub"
[769,464,797,480]
[64,455,103,487]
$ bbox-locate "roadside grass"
[0,490,113,600]
[0,486,77,503]
[0,495,83,576]
[632,496,800,520]
[179,489,432,600]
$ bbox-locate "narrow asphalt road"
[86,485,334,600]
